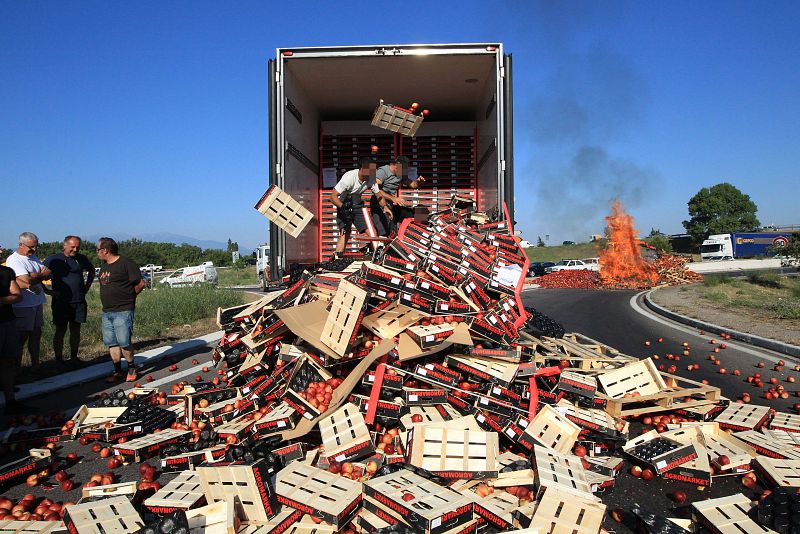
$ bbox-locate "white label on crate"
[402,293,411,300]
[480,398,489,405]
[114,449,121,456]
[391,277,401,285]
[243,387,251,394]
[161,460,167,467]
[655,460,668,470]
[418,369,428,376]
[477,414,486,423]
[405,263,413,270]
[368,375,375,382]
[519,419,529,428]
[505,428,516,438]
[421,282,430,289]
[424,335,434,343]
[595,446,602,454]
[134,425,143,432]
[492,387,501,395]
[440,304,449,310]
[425,364,435,370]
[277,421,286,428]
[303,412,314,420]
[410,395,418,402]
[432,518,442,529]
[555,407,569,415]
[378,290,387,297]
[335,454,346,462]
[489,316,498,324]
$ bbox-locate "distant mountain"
[82,232,254,255]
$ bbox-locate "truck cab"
[700,234,734,261]
[255,245,270,291]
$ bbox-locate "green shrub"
[747,272,781,288]
[703,275,731,287]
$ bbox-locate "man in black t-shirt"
[1,246,25,414]
[96,237,145,383]
[44,235,95,368]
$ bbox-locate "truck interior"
[270,45,512,273]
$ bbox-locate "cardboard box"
[251,402,299,438]
[112,428,191,463]
[161,445,227,472]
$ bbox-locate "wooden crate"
[0,521,62,534]
[597,358,668,398]
[528,486,605,534]
[0,449,51,487]
[362,302,427,339]
[555,399,628,437]
[399,404,461,431]
[236,508,304,534]
[254,185,314,238]
[70,405,126,436]
[446,355,518,387]
[768,412,800,433]
[521,404,581,455]
[598,370,720,418]
[469,490,518,531]
[531,446,592,498]
[144,471,205,513]
[671,423,755,471]
[274,463,362,528]
[251,402,298,438]
[213,413,256,440]
[732,430,800,460]
[535,332,635,372]
[185,496,237,534]
[319,402,374,463]
[162,446,227,472]
[407,324,455,350]
[320,279,369,357]
[494,452,534,487]
[754,457,800,487]
[196,460,278,522]
[406,426,498,479]
[363,469,474,533]
[62,496,143,534]
[112,428,190,462]
[80,481,138,502]
[762,429,800,449]
[692,493,776,534]
[371,101,424,137]
[714,404,771,431]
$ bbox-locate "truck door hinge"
[500,159,506,171]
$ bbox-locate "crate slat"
[532,446,593,497]
[275,463,361,528]
[597,358,667,398]
[185,496,237,534]
[144,471,205,512]
[197,460,277,523]
[319,402,373,462]
[754,457,800,487]
[713,404,770,431]
[254,185,314,238]
[0,520,62,534]
[733,430,800,460]
[407,426,498,478]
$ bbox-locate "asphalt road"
[2,287,795,532]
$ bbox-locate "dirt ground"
[650,284,800,346]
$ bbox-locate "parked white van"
[160,263,218,288]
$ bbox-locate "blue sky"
[1,1,798,250]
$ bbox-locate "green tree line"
[2,238,237,269]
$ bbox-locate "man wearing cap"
[370,156,426,236]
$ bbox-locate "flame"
[599,200,659,289]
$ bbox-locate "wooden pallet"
[274,463,361,528]
[532,446,592,497]
[185,496,237,534]
[62,496,143,534]
[319,402,373,463]
[769,412,800,433]
[406,426,498,479]
[112,428,190,462]
[692,493,776,534]
[714,404,771,431]
[528,486,605,534]
[254,185,314,238]
[0,521,62,534]
[535,332,636,372]
[522,404,581,455]
[196,460,277,522]
[446,355,518,387]
[144,471,205,512]
[597,369,720,417]
[754,456,800,487]
[320,279,369,357]
[732,430,800,460]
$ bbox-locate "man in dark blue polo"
[44,235,95,368]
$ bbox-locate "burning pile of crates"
[7,194,800,534]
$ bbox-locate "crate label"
[656,460,667,470]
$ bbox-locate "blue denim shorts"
[101,310,135,348]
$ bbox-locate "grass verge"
[22,286,246,371]
[699,275,800,320]
[217,265,257,287]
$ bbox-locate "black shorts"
[52,300,88,325]
[337,204,368,234]
[0,320,19,360]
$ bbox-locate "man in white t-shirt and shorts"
[330,157,395,257]
[5,232,51,375]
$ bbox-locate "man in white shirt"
[5,232,51,374]
[330,157,394,256]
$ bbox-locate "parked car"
[142,264,163,272]
[562,241,576,246]
[544,259,599,273]
[160,262,218,288]
[580,257,600,266]
[528,262,556,277]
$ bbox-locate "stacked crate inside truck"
[400,131,476,214]
[319,130,394,260]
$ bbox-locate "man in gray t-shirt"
[370,156,426,236]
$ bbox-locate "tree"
[536,236,545,247]
[770,234,800,263]
[645,235,673,253]
[682,183,760,244]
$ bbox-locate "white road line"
[629,291,792,365]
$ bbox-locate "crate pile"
[4,202,800,534]
[652,254,704,286]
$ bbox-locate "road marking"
[629,291,793,365]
